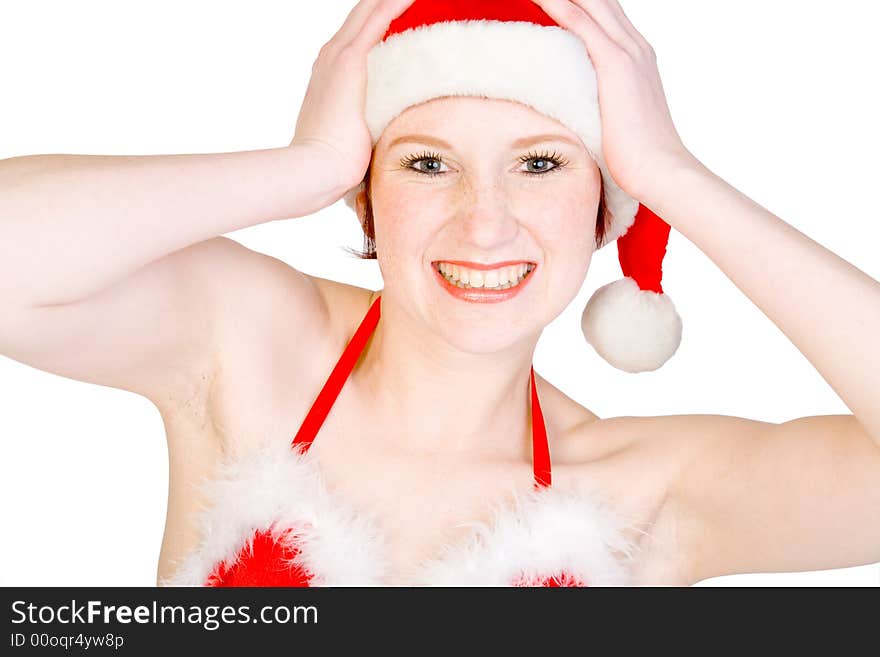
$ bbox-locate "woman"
[1,0,878,585]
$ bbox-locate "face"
[357,95,602,354]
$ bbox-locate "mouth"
[431,260,537,303]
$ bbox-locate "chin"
[436,327,529,356]
[425,305,543,355]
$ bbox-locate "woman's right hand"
[290,0,417,192]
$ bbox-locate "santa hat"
[342,0,682,373]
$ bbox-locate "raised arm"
[0,143,347,409]
[0,145,346,308]
[0,0,419,411]
[531,0,880,582]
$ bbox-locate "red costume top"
[163,295,636,586]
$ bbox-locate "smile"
[431,260,537,303]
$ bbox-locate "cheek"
[372,174,598,262]
[520,185,596,251]
[522,187,597,299]
[371,183,444,280]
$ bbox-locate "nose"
[456,177,519,251]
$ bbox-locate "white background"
[1,0,878,586]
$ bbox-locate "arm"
[0,143,344,408]
[532,0,880,441]
[0,144,345,307]
[637,159,880,581]
[0,0,417,410]
[527,0,880,580]
[641,157,880,449]
[653,414,880,583]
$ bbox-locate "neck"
[352,292,540,459]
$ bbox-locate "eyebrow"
[387,133,582,150]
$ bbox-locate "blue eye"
[400,151,448,176]
[399,149,569,177]
[518,150,569,175]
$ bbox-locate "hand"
[531,0,695,199]
[290,0,417,191]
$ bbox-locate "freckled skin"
[358,95,602,355]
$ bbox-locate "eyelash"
[399,149,570,177]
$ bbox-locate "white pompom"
[581,277,682,373]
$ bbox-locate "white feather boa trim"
[160,438,390,587]
[161,437,640,587]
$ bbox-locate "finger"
[350,0,419,52]
[531,0,620,62]
[567,0,636,46]
[323,0,382,50]
[574,0,653,52]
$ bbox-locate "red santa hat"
[342,0,682,373]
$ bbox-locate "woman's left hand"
[531,0,695,199]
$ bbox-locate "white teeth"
[435,262,535,290]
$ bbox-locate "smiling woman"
[340,5,683,375]
[1,0,879,589]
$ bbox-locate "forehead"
[377,95,587,153]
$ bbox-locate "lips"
[431,261,537,303]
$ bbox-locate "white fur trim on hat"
[581,277,682,373]
[345,19,640,249]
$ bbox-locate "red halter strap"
[291,295,382,451]
[530,364,551,489]
[291,294,551,488]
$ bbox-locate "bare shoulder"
[559,413,754,467]
[558,413,765,515]
[554,413,739,585]
[156,242,375,580]
[197,237,376,371]
[199,242,375,453]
